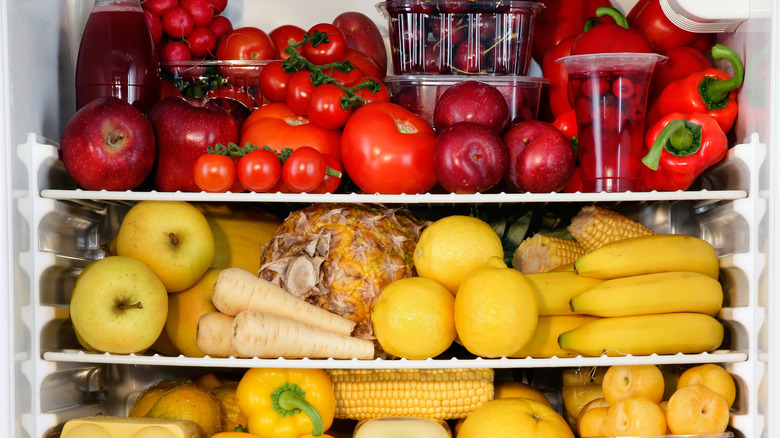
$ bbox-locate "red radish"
[159,41,192,63]
[210,0,228,14]
[209,15,233,40]
[142,0,177,16]
[187,26,218,57]
[143,9,163,44]
[180,0,214,27]
[162,6,195,39]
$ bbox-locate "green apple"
[116,201,215,292]
[70,256,168,354]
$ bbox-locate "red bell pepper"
[570,7,653,55]
[648,46,712,107]
[542,34,578,118]
[531,0,612,63]
[627,0,714,54]
[640,112,727,191]
[647,44,744,133]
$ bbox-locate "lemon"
[413,215,504,295]
[371,277,456,359]
[454,257,538,358]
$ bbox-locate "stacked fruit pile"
[565,364,734,436]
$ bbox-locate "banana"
[510,315,600,358]
[557,312,724,357]
[573,234,720,280]
[525,271,604,315]
[569,271,723,317]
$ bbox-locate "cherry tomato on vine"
[323,65,364,87]
[312,154,343,194]
[193,153,237,193]
[285,70,316,115]
[307,83,354,130]
[282,146,327,192]
[236,148,282,192]
[259,60,293,103]
[354,81,392,104]
[301,23,347,65]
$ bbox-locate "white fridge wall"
[0,1,777,437]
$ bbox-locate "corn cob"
[568,205,656,253]
[512,233,585,273]
[327,368,494,420]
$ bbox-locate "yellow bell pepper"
[235,368,336,438]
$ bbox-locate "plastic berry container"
[376,0,543,75]
[384,74,547,126]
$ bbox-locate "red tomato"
[269,24,306,60]
[354,81,391,104]
[281,146,327,192]
[241,102,342,162]
[285,70,316,115]
[344,48,385,80]
[259,60,292,103]
[193,153,236,192]
[312,154,343,193]
[301,23,347,65]
[215,26,277,60]
[308,84,354,130]
[341,102,437,194]
[236,148,282,192]
[323,65,364,87]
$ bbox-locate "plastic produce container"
[385,74,547,126]
[376,0,543,75]
[160,60,276,109]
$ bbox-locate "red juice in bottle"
[75,0,160,113]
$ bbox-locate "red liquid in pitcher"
[75,1,160,113]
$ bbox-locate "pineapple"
[258,203,426,342]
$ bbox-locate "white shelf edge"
[42,350,748,369]
[39,189,749,204]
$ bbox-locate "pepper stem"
[271,383,325,436]
[595,7,629,29]
[642,119,686,170]
[700,44,745,110]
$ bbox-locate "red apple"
[332,11,388,76]
[433,122,509,194]
[503,120,575,193]
[148,96,239,192]
[433,80,510,133]
[60,97,156,191]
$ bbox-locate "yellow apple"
[165,268,222,357]
[666,384,730,434]
[458,398,575,438]
[602,364,665,406]
[603,397,667,436]
[69,256,168,354]
[116,201,215,292]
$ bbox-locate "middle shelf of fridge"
[25,131,765,370]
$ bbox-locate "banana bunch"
[512,234,725,358]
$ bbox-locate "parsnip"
[196,312,246,358]
[212,267,356,336]
[231,310,375,360]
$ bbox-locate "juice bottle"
[75,0,160,113]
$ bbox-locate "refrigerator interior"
[1,0,778,437]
